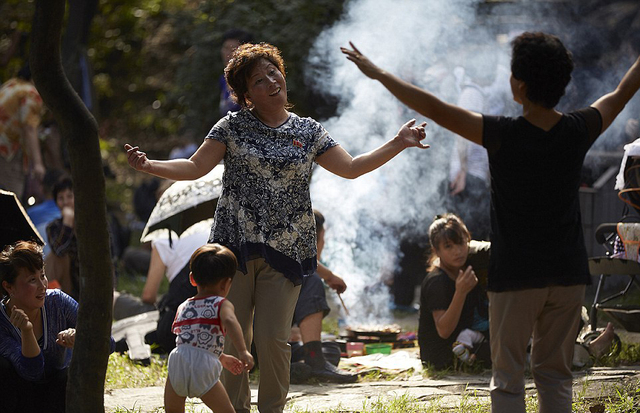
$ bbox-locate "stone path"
[104,364,640,412]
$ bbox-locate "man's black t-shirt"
[482,108,602,292]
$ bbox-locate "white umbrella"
[140,164,223,242]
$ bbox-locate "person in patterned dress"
[125,42,428,413]
[0,65,45,200]
[164,243,253,413]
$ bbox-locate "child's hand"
[56,328,76,348]
[239,350,254,372]
[9,306,32,332]
[220,354,245,375]
[455,266,478,295]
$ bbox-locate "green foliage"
[0,0,34,81]
[170,0,347,140]
[2,0,346,168]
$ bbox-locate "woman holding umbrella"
[125,42,427,413]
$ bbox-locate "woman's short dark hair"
[0,241,44,296]
[511,32,574,109]
[189,243,238,287]
[224,42,287,108]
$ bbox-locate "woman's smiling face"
[245,58,287,110]
[4,268,48,311]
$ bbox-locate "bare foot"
[589,322,615,358]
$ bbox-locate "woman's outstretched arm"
[341,42,484,145]
[316,119,428,179]
[124,138,226,181]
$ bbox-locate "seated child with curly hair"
[164,244,254,413]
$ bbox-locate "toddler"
[164,244,254,413]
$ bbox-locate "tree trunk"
[30,1,113,412]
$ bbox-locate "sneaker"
[452,342,473,365]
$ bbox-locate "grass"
[108,383,640,413]
[106,352,167,390]
[285,378,640,412]
[107,275,640,412]
[106,343,640,412]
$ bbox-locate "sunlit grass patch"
[106,352,167,390]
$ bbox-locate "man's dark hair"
[511,32,574,109]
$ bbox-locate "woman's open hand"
[56,328,76,348]
[124,144,152,172]
[396,119,429,149]
[341,42,382,80]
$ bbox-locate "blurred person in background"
[0,64,45,202]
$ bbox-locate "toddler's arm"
[220,353,244,375]
[220,300,255,372]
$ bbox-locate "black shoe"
[309,360,358,383]
[290,361,312,384]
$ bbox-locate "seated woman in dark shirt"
[0,240,115,413]
[418,214,491,370]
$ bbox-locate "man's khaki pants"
[221,258,301,413]
[489,285,584,413]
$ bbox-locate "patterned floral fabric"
[0,78,43,162]
[172,295,226,356]
[206,109,338,284]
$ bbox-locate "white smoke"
[305,0,638,324]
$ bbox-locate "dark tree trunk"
[30,1,113,412]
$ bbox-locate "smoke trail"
[306,0,638,323]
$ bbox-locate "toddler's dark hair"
[189,243,237,286]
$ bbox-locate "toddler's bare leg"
[164,377,186,413]
[201,381,235,413]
